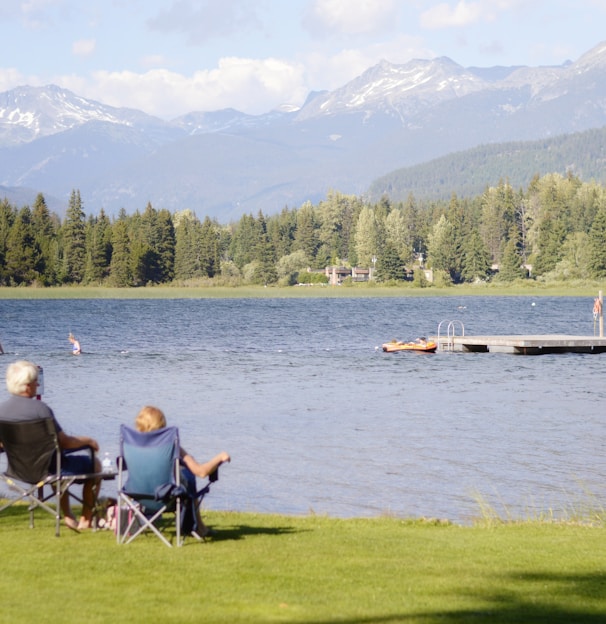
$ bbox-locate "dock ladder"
[436,320,465,351]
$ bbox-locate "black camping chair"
[0,418,98,536]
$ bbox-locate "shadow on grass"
[206,523,301,542]
[295,571,606,624]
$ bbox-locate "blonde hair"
[6,360,39,396]
[135,405,166,432]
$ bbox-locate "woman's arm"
[181,449,230,478]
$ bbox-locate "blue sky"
[1,0,605,119]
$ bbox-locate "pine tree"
[230,214,259,269]
[62,189,86,283]
[155,209,175,282]
[199,216,220,278]
[586,206,606,278]
[84,211,112,284]
[497,237,525,282]
[461,229,491,282]
[5,207,41,284]
[174,210,201,280]
[376,243,406,281]
[293,202,319,265]
[0,199,15,285]
[31,193,59,285]
[109,213,132,287]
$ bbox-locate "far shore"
[0,282,603,299]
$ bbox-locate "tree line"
[2,173,606,288]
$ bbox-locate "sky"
[1,0,605,120]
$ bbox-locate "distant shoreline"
[0,283,601,299]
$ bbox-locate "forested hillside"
[2,173,606,289]
[367,126,606,204]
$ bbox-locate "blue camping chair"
[117,424,188,547]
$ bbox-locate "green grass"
[1,506,606,623]
[0,280,605,299]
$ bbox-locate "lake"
[1,295,605,524]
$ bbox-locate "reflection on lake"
[1,295,605,524]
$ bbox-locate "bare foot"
[64,516,80,533]
[77,517,92,530]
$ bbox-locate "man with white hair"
[0,360,100,531]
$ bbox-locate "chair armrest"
[63,444,95,455]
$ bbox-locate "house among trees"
[324,266,375,285]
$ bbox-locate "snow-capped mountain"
[0,84,178,146]
[296,56,488,121]
[1,41,606,220]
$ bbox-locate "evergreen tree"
[174,210,201,280]
[62,189,86,283]
[252,212,277,284]
[31,193,58,285]
[461,229,491,282]
[293,202,319,265]
[109,212,132,287]
[532,214,567,276]
[0,199,15,285]
[199,216,220,278]
[497,236,526,282]
[268,207,296,261]
[156,209,175,282]
[230,214,259,269]
[376,243,406,281]
[253,236,278,284]
[586,206,606,278]
[5,207,41,284]
[84,211,112,284]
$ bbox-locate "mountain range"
[1,40,606,221]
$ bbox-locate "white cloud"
[58,57,308,118]
[147,0,265,44]
[304,0,399,37]
[72,38,96,57]
[420,1,484,29]
[419,0,532,29]
[0,68,29,91]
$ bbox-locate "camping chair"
[0,418,98,536]
[117,424,188,547]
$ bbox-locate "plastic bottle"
[102,452,113,474]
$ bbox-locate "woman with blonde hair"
[135,406,230,479]
[134,405,230,536]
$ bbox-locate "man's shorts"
[50,452,94,476]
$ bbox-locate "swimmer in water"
[68,333,81,355]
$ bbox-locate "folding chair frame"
[0,418,99,537]
[116,425,184,548]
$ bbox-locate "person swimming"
[68,333,81,355]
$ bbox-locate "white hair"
[6,360,39,395]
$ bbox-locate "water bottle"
[102,452,113,474]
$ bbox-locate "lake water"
[1,295,605,524]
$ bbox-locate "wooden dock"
[431,334,606,355]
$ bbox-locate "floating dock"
[431,334,606,355]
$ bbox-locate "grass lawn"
[0,281,604,299]
[1,505,605,623]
